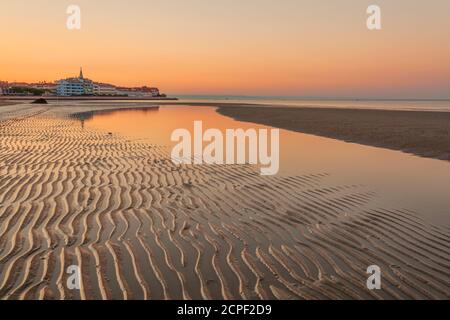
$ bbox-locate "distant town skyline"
[1,67,163,97]
[1,0,450,98]
[1,67,158,89]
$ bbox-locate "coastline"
[0,96,178,102]
[2,98,450,162]
[217,106,450,162]
[0,103,448,300]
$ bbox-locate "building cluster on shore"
[0,68,164,98]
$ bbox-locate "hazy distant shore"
[217,106,450,162]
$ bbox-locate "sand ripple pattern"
[0,108,449,300]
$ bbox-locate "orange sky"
[1,0,450,98]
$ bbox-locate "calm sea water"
[80,103,450,226]
[177,96,450,112]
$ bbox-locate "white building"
[93,83,118,96]
[116,86,160,97]
[56,68,94,96]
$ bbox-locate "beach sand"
[0,103,448,300]
[218,106,450,161]
[0,100,24,108]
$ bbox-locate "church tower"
[79,67,84,79]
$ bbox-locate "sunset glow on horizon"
[1,0,450,98]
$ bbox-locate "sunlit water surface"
[80,105,450,226]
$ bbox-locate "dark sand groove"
[0,105,449,300]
